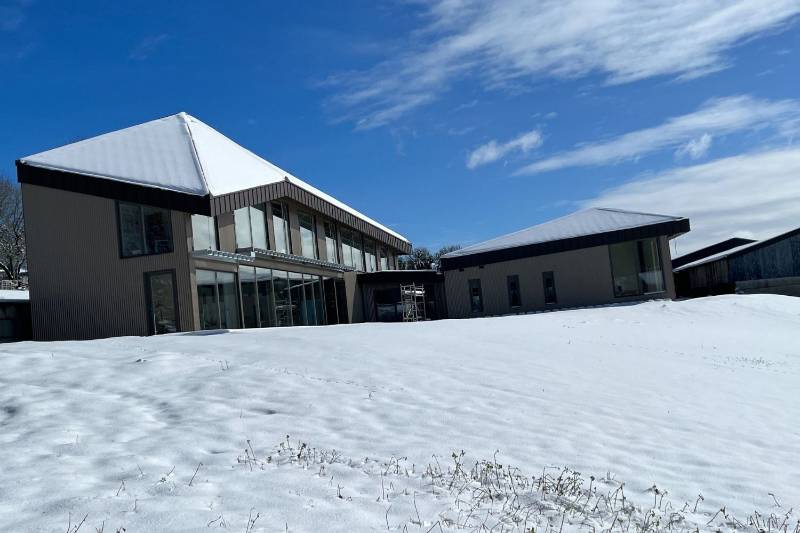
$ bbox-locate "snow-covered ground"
[1,295,798,532]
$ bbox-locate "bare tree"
[398,244,461,270]
[0,176,26,282]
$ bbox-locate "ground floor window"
[507,275,521,308]
[468,279,483,313]
[542,271,557,304]
[202,266,329,331]
[196,270,241,330]
[145,270,179,334]
[609,238,665,297]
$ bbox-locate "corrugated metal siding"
[729,233,800,281]
[444,236,676,319]
[22,183,193,341]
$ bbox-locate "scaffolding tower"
[400,283,426,322]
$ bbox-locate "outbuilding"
[439,208,689,318]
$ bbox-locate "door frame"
[144,269,181,335]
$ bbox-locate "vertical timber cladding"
[21,183,194,341]
[209,180,411,254]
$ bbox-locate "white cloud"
[325,1,800,128]
[467,129,543,169]
[515,95,800,175]
[130,34,170,61]
[675,133,713,160]
[583,147,800,254]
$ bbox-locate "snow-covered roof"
[20,113,408,243]
[442,208,686,259]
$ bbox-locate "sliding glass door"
[196,270,241,330]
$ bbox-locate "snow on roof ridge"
[178,112,212,196]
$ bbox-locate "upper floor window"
[379,246,389,271]
[324,221,339,263]
[340,228,364,271]
[609,238,665,297]
[118,202,173,258]
[271,202,290,254]
[364,240,377,272]
[298,211,318,259]
[234,205,268,250]
[191,214,217,251]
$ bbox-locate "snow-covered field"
[1,295,798,532]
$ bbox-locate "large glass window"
[146,271,178,334]
[191,214,217,251]
[468,279,483,313]
[507,275,521,308]
[289,271,305,326]
[298,212,318,259]
[609,238,665,297]
[303,274,317,325]
[364,240,377,272]
[341,228,365,270]
[272,269,292,326]
[118,202,173,257]
[235,205,268,250]
[196,270,241,330]
[324,221,339,264]
[271,202,291,254]
[239,266,260,328]
[256,267,276,328]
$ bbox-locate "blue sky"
[1,1,799,254]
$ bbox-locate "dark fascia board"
[16,161,412,254]
[439,218,690,271]
[356,269,443,284]
[210,179,412,254]
[16,161,212,215]
[672,237,756,269]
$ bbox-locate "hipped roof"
[19,112,408,244]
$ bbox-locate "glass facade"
[197,267,329,331]
[191,214,217,251]
[196,270,241,330]
[298,211,318,259]
[234,205,268,250]
[324,221,339,263]
[118,202,173,257]
[271,202,290,254]
[609,238,665,297]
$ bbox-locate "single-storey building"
[17,112,411,341]
[673,227,800,297]
[439,208,689,318]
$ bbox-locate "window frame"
[116,201,174,259]
[542,271,558,305]
[608,238,667,299]
[507,274,522,309]
[468,278,483,313]
[191,214,218,252]
[144,269,180,335]
[270,201,292,255]
[324,220,339,264]
[298,210,319,259]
